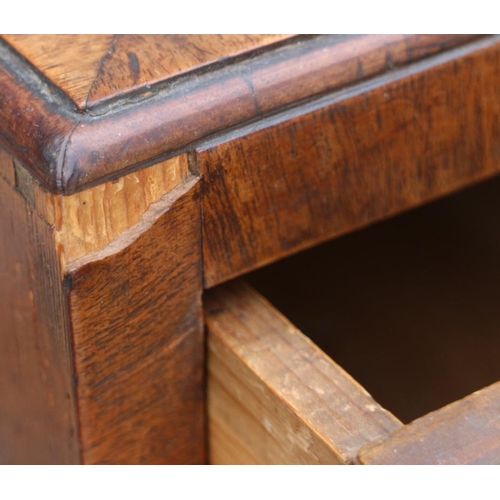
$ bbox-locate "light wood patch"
[15,155,188,268]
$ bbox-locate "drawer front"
[198,37,500,287]
[205,281,401,465]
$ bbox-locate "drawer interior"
[246,174,500,424]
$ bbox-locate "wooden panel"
[0,35,482,194]
[0,154,79,464]
[198,38,500,286]
[358,381,500,465]
[3,35,293,108]
[205,281,401,465]
[66,177,204,464]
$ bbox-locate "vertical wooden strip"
[66,178,204,464]
[0,153,79,464]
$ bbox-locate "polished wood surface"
[0,35,479,193]
[199,37,500,286]
[358,381,500,465]
[205,281,401,465]
[3,35,293,108]
[0,148,79,464]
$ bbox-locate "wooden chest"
[2,34,500,464]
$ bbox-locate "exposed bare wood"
[15,155,189,267]
[358,381,500,465]
[205,281,401,465]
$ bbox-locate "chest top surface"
[3,35,293,109]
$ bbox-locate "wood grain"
[0,146,15,187]
[66,177,205,464]
[205,281,401,465]
[0,35,482,193]
[358,381,500,465]
[198,37,500,286]
[3,35,293,109]
[15,155,189,267]
[2,153,204,463]
[3,35,116,109]
[0,151,79,464]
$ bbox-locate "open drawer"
[205,281,401,464]
[205,175,500,464]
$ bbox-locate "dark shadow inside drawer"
[246,174,500,424]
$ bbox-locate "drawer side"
[205,281,401,464]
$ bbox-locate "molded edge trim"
[0,35,484,194]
